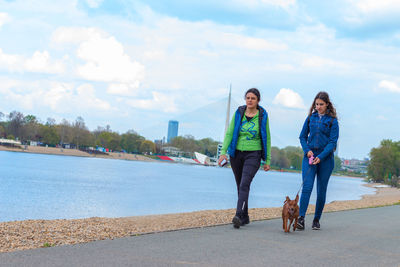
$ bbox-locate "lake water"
[0,151,375,222]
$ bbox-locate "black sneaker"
[312,219,320,230]
[297,216,305,230]
[232,215,242,229]
[242,215,250,225]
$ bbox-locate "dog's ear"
[295,194,299,203]
[286,196,290,202]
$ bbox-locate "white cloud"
[378,80,400,93]
[0,49,65,74]
[223,33,288,51]
[52,27,105,44]
[40,82,111,112]
[344,0,400,24]
[24,51,65,74]
[301,56,348,69]
[233,0,296,9]
[53,27,145,84]
[41,82,74,111]
[125,91,178,113]
[76,84,111,110]
[107,83,140,96]
[376,115,388,121]
[0,12,11,29]
[85,0,103,8]
[143,50,166,60]
[273,88,306,109]
[349,0,400,14]
[0,48,22,71]
[0,79,111,112]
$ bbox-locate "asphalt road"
[1,205,399,267]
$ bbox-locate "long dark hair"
[244,88,261,101]
[308,91,337,118]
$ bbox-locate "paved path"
[1,206,399,266]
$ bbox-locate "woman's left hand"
[263,164,270,171]
[313,157,321,165]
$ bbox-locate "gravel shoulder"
[1,183,399,253]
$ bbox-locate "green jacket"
[221,108,271,165]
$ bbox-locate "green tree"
[271,146,290,169]
[39,125,60,146]
[120,130,145,153]
[7,111,24,140]
[0,125,5,138]
[368,140,400,183]
[139,140,156,154]
[198,138,219,157]
[283,146,303,170]
[56,119,73,145]
[72,116,93,148]
[333,156,342,172]
[22,114,40,141]
[170,135,200,153]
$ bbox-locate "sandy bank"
[0,183,399,253]
[0,145,154,162]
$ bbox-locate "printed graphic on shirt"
[240,120,258,140]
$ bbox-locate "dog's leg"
[284,218,288,232]
[288,218,294,232]
[282,217,285,230]
[293,217,298,231]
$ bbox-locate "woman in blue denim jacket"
[297,91,339,230]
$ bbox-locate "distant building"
[163,146,180,156]
[342,158,369,174]
[167,120,179,143]
[154,139,164,154]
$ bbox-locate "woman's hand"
[313,157,321,165]
[263,164,270,171]
[307,150,314,158]
[218,154,228,166]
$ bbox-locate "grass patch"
[42,242,55,248]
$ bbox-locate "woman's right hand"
[218,154,228,166]
[307,150,314,158]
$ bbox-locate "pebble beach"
[0,183,399,253]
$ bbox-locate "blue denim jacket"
[299,111,339,161]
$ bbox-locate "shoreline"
[0,145,155,162]
[0,183,399,253]
[1,145,366,179]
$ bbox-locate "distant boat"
[194,152,211,165]
[155,152,211,166]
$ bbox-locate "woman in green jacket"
[218,88,271,229]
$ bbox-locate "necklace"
[245,110,258,117]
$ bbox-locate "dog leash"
[296,163,316,196]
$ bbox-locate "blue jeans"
[299,153,334,220]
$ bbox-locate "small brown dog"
[282,194,299,233]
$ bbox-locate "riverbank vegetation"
[270,146,341,173]
[368,139,400,187]
[0,111,220,156]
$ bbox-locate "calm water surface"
[0,151,374,222]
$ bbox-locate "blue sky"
[1,0,399,159]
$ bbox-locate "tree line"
[271,145,341,172]
[169,135,220,157]
[0,110,152,153]
[0,111,221,156]
[368,139,400,187]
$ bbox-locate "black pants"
[230,150,261,217]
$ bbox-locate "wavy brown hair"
[308,91,337,118]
